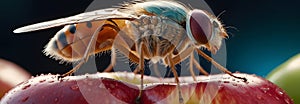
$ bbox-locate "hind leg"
[134,42,147,103]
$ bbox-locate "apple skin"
[0,59,30,99]
[267,54,300,104]
[0,73,140,104]
[142,74,293,104]
[1,72,293,104]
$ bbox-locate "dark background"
[0,0,299,77]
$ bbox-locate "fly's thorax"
[125,15,188,61]
[133,0,189,24]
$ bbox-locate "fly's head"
[186,9,228,54]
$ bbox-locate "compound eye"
[188,10,212,44]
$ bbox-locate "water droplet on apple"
[268,93,273,97]
[218,85,224,91]
[275,88,284,96]
[21,96,29,102]
[245,81,250,84]
[284,97,291,104]
[260,87,270,93]
[256,95,263,100]
[48,80,55,83]
[275,96,280,101]
[22,84,31,90]
[39,79,46,83]
[70,85,79,91]
[54,97,59,102]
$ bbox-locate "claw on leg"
[195,49,247,82]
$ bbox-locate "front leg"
[167,54,184,104]
[195,48,247,82]
[198,49,211,75]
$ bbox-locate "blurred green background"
[0,0,299,77]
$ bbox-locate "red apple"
[0,72,293,104]
[0,59,30,98]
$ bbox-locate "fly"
[14,0,247,103]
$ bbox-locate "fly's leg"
[189,50,209,81]
[192,58,209,75]
[191,49,209,75]
[195,48,247,82]
[198,49,211,75]
[172,47,208,80]
[165,63,181,78]
[189,53,197,80]
[167,54,184,104]
[135,42,146,104]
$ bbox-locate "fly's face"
[186,9,228,54]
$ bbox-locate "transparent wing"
[14,8,137,33]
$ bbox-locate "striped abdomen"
[44,20,125,62]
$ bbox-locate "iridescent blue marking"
[57,31,68,48]
[86,21,92,28]
[142,1,187,23]
[68,25,76,34]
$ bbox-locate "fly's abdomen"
[44,20,121,62]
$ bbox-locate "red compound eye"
[187,9,212,44]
